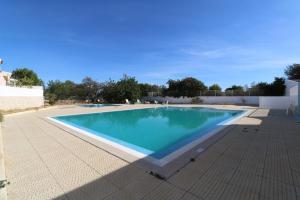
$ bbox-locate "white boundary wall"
[200,96,258,105]
[0,86,44,110]
[259,96,297,109]
[143,95,300,110]
[143,96,259,105]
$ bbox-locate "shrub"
[45,93,57,105]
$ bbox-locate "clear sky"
[1,0,300,89]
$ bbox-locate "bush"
[11,68,43,86]
[167,77,207,97]
[0,113,3,122]
[102,75,141,103]
[45,93,57,105]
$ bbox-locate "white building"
[0,71,13,86]
[285,79,299,96]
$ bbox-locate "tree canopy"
[166,77,207,97]
[139,83,162,97]
[101,75,141,103]
[251,77,285,96]
[209,84,222,91]
[11,68,43,86]
[225,85,244,92]
[284,64,300,80]
[8,64,291,106]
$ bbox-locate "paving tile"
[188,165,232,200]
[7,169,64,200]
[168,162,208,191]
[3,107,300,200]
[120,173,162,200]
[63,177,118,200]
[263,155,294,185]
[219,184,260,200]
[180,192,202,200]
[105,165,145,189]
[295,186,300,199]
[104,189,137,200]
[291,169,300,187]
[142,182,185,200]
[260,177,297,200]
[228,169,262,194]
[5,159,47,180]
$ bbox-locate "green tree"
[167,77,207,97]
[180,77,207,97]
[209,84,222,91]
[101,80,118,102]
[225,85,244,96]
[45,80,76,101]
[271,77,285,96]
[101,75,141,103]
[166,79,181,97]
[251,77,285,96]
[116,75,141,102]
[80,77,102,102]
[11,68,43,86]
[225,85,244,91]
[284,64,300,80]
[139,83,162,97]
[254,82,271,96]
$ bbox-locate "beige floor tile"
[142,182,185,200]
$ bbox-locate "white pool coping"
[47,108,253,167]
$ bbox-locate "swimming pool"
[51,107,247,165]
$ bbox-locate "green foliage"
[101,75,141,103]
[80,77,103,102]
[285,64,300,80]
[139,83,162,97]
[253,82,271,95]
[45,93,57,105]
[252,77,285,96]
[225,85,244,92]
[116,75,141,102]
[225,85,244,96]
[11,68,43,86]
[166,77,207,97]
[209,84,222,91]
[45,80,77,101]
[272,77,286,96]
[0,113,3,122]
[101,80,119,102]
[45,77,102,104]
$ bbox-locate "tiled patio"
[1,105,300,200]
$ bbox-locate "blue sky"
[1,0,300,89]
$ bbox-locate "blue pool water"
[54,107,243,159]
[80,104,119,108]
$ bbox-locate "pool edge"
[46,108,254,167]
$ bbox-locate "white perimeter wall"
[260,83,299,110]
[143,96,259,105]
[259,96,297,109]
[144,94,299,110]
[200,96,259,105]
[0,86,44,111]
